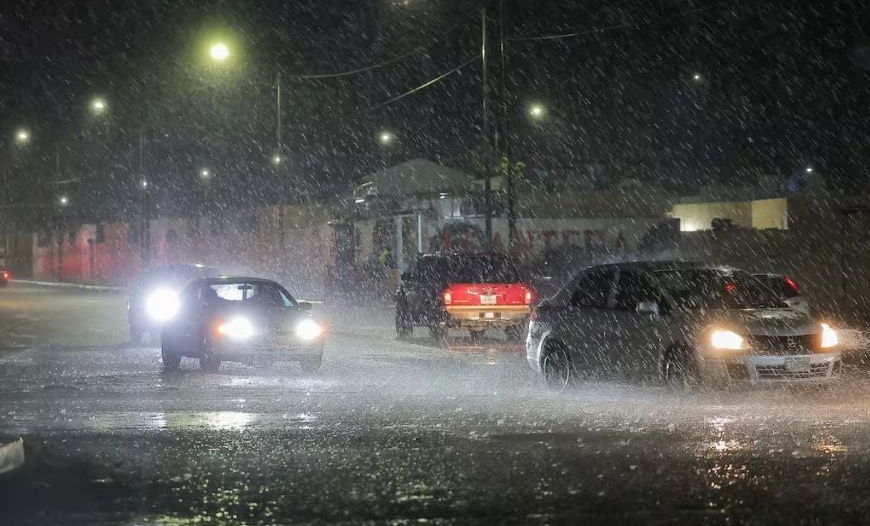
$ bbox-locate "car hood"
[713,308,819,336]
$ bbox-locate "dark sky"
[2,0,870,221]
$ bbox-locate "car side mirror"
[636,300,660,316]
[298,302,313,311]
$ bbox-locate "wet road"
[5,284,870,524]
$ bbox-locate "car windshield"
[207,282,295,307]
[442,257,522,283]
[654,269,787,310]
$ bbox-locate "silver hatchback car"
[527,261,843,390]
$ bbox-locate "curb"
[0,438,24,476]
[12,279,124,292]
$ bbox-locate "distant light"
[692,72,703,82]
[200,169,211,179]
[90,97,107,114]
[141,180,149,189]
[378,131,395,146]
[210,43,230,61]
[805,166,813,174]
[529,103,546,119]
[439,192,448,199]
[14,128,30,144]
[58,195,69,206]
[272,155,282,165]
[354,198,365,204]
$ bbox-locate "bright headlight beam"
[820,323,839,348]
[146,289,180,322]
[295,319,323,341]
[217,317,255,340]
[710,329,744,350]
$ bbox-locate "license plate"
[784,357,811,372]
[480,295,497,305]
[483,312,496,319]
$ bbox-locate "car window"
[208,283,296,307]
[570,269,615,308]
[615,271,660,311]
[654,269,786,310]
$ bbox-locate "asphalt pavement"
[4,283,870,524]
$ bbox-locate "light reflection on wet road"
[4,284,870,524]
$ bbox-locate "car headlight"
[820,323,839,348]
[295,319,323,341]
[216,317,255,340]
[146,289,180,322]
[710,329,744,350]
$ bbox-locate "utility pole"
[276,70,286,251]
[55,150,64,281]
[481,7,492,248]
[499,0,516,251]
[139,129,150,266]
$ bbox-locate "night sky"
[2,0,869,223]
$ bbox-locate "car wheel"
[542,343,572,393]
[161,341,181,371]
[300,353,323,373]
[504,324,526,342]
[198,333,221,372]
[661,344,698,388]
[429,324,447,343]
[395,302,413,338]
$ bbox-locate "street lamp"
[90,97,108,115]
[805,166,814,174]
[200,168,211,179]
[141,179,149,190]
[14,128,30,145]
[378,130,395,146]
[272,154,282,166]
[528,103,546,120]
[692,72,703,82]
[209,42,230,62]
[58,195,69,206]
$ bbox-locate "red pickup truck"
[395,253,534,342]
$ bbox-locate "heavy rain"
[2,1,870,524]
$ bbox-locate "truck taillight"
[784,275,799,293]
[524,288,535,305]
[442,289,452,305]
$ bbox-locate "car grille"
[748,334,819,356]
[755,363,830,379]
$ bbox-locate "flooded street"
[2,284,870,524]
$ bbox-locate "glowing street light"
[378,130,395,146]
[529,103,546,120]
[141,179,149,190]
[58,195,69,206]
[200,168,211,179]
[692,72,703,82]
[209,42,230,62]
[14,128,30,145]
[90,97,108,115]
[272,154,282,166]
[805,166,814,174]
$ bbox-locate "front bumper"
[700,351,843,384]
[211,336,324,361]
[443,305,530,329]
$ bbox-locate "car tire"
[504,324,526,342]
[300,353,323,373]
[395,302,413,339]
[198,332,221,372]
[429,324,447,343]
[542,342,573,393]
[661,344,699,388]
[161,340,181,371]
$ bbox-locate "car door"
[173,283,207,353]
[610,270,670,379]
[557,268,618,374]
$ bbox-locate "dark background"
[1,0,869,222]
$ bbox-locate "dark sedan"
[159,276,325,372]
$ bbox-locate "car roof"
[585,260,739,274]
[195,276,282,286]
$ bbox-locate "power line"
[508,1,728,43]
[289,6,480,80]
[367,54,480,111]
